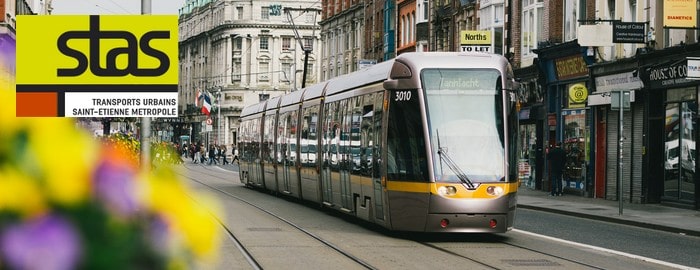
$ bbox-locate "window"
[259,61,270,81]
[237,7,243,20]
[234,37,242,51]
[282,37,292,50]
[521,0,544,56]
[232,59,241,82]
[387,89,428,182]
[261,7,270,20]
[281,59,292,82]
[564,0,585,41]
[260,36,269,50]
[304,37,313,51]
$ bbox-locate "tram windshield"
[422,68,505,183]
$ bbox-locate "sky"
[51,0,184,15]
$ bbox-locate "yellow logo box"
[460,30,491,45]
[17,15,178,85]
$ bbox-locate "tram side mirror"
[383,79,399,90]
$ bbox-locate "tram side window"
[301,105,320,167]
[277,112,288,166]
[387,89,428,182]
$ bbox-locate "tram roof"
[240,100,267,117]
[279,88,305,108]
[301,81,328,101]
[263,96,282,112]
[395,52,508,70]
[324,60,395,97]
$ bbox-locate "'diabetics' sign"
[663,0,696,28]
[16,15,178,117]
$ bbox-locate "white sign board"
[578,24,613,47]
[687,57,700,80]
[594,71,643,92]
[460,46,492,53]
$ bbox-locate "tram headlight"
[486,186,504,196]
[437,186,457,196]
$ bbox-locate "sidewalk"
[516,188,700,237]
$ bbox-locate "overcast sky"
[51,0,184,15]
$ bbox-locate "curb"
[517,204,700,237]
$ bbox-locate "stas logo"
[57,15,170,77]
[16,15,178,117]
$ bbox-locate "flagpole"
[140,0,151,172]
[217,88,221,146]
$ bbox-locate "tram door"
[321,99,353,210]
[249,118,263,186]
[275,112,293,192]
[367,93,384,220]
[321,102,335,205]
[277,111,299,195]
[262,113,277,191]
[338,99,353,210]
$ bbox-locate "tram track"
[409,235,607,270]
[177,164,673,270]
[177,164,378,270]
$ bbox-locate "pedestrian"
[199,143,206,164]
[193,142,201,164]
[547,142,566,196]
[221,144,229,165]
[208,144,218,165]
[231,144,239,163]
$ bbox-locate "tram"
[238,52,520,233]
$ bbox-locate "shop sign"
[460,30,491,45]
[687,57,700,80]
[594,71,643,92]
[612,21,646,43]
[647,60,693,89]
[555,55,589,80]
[460,46,491,53]
[568,83,588,108]
[663,0,697,28]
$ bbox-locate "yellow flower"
[26,118,98,206]
[142,168,221,260]
[0,86,20,142]
[0,167,47,218]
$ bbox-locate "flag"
[201,93,212,116]
[195,89,202,106]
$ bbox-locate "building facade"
[178,0,321,147]
[174,0,700,209]
[318,0,364,80]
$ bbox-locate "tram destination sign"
[612,21,646,43]
[16,15,179,117]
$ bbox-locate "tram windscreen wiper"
[436,130,476,190]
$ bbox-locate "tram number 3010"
[395,91,412,101]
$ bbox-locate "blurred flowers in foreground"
[0,90,221,269]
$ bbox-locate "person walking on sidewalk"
[220,144,229,165]
[547,142,566,196]
[231,144,239,163]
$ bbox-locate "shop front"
[534,41,594,196]
[589,58,645,202]
[639,45,700,209]
[515,64,545,190]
